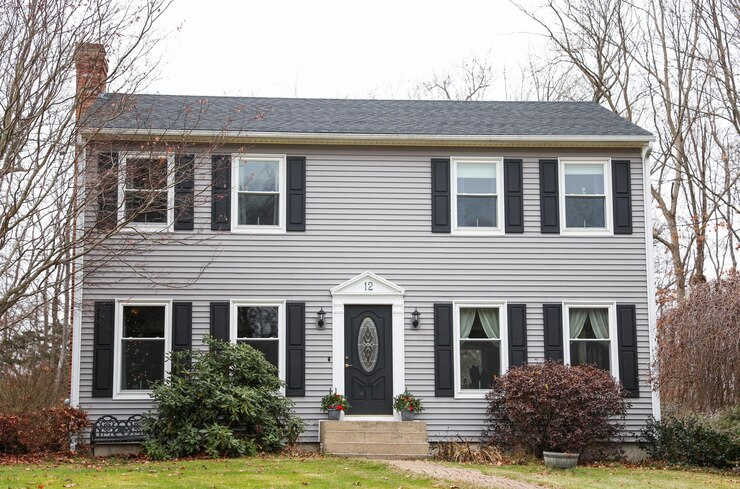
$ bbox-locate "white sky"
[146,0,546,99]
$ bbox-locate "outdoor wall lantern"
[317,307,326,328]
[411,308,421,329]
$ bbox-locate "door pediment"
[331,271,405,297]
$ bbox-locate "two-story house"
[71,44,659,456]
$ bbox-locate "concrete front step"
[320,420,429,458]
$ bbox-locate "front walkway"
[386,460,544,489]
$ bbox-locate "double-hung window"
[120,154,174,230]
[452,158,503,234]
[232,303,284,376]
[232,155,286,233]
[454,303,508,397]
[564,303,618,375]
[560,160,612,233]
[114,301,171,399]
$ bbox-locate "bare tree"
[411,54,494,101]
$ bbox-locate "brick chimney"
[75,43,108,123]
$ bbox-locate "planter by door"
[543,451,579,469]
[345,305,393,415]
[401,411,414,421]
[327,409,341,421]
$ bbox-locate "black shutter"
[507,304,527,368]
[92,301,115,397]
[285,302,306,397]
[286,156,306,232]
[431,159,451,233]
[174,155,195,231]
[211,155,231,231]
[617,304,639,397]
[209,301,230,341]
[504,159,524,233]
[434,303,454,397]
[612,160,633,234]
[543,304,564,362]
[539,159,560,233]
[172,302,193,374]
[96,153,118,230]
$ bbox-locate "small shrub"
[392,390,424,413]
[485,361,627,458]
[0,405,89,454]
[143,337,304,459]
[640,415,740,468]
[434,440,505,464]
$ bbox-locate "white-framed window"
[113,300,171,400]
[559,159,612,234]
[231,154,286,234]
[453,301,508,398]
[451,157,504,234]
[118,153,174,231]
[563,302,619,377]
[230,301,285,380]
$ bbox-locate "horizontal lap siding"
[79,146,652,442]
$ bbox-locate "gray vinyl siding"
[78,145,653,442]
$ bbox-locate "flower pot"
[543,451,579,469]
[327,409,341,420]
[401,410,414,421]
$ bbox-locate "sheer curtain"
[478,309,500,339]
[588,309,610,339]
[569,309,589,339]
[460,309,476,338]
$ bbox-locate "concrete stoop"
[320,420,430,459]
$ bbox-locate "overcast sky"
[145,0,546,100]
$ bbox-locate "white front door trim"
[331,272,405,419]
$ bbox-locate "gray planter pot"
[401,410,414,421]
[543,451,579,469]
[327,409,341,420]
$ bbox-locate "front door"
[344,305,393,415]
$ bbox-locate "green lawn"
[463,462,739,489]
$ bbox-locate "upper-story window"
[231,154,286,233]
[560,160,612,234]
[452,158,504,234]
[563,303,618,376]
[119,154,174,231]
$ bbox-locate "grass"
[462,462,739,489]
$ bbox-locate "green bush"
[143,337,304,459]
[640,415,740,468]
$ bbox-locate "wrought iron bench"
[90,414,145,444]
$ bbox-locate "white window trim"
[113,299,172,401]
[453,301,509,399]
[230,300,286,391]
[562,301,619,379]
[230,154,287,234]
[559,158,613,236]
[451,157,505,235]
[117,152,175,232]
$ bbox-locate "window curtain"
[478,308,500,339]
[460,309,476,338]
[588,309,610,339]
[569,309,589,339]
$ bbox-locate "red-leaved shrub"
[486,361,627,457]
[0,406,88,454]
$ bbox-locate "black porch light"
[411,308,421,328]
[317,307,326,328]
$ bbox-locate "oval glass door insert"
[358,317,379,373]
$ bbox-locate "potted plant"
[320,391,350,420]
[393,389,424,421]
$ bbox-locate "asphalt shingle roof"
[86,93,652,138]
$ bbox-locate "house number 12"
[364,281,374,291]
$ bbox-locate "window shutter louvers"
[286,156,306,232]
[617,304,639,397]
[96,152,119,230]
[431,159,451,233]
[92,301,115,397]
[174,155,195,231]
[507,304,527,367]
[539,159,560,233]
[504,159,524,233]
[285,302,306,397]
[172,302,193,375]
[612,160,633,234]
[211,155,231,231]
[209,301,230,342]
[434,303,454,396]
[543,303,564,362]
